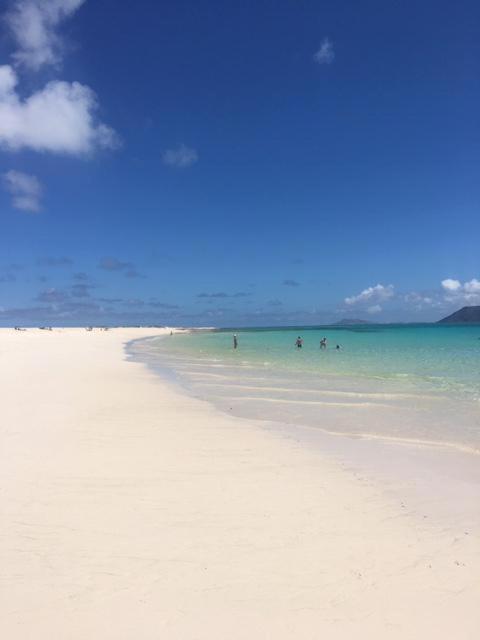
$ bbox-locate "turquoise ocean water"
[132,325,480,453]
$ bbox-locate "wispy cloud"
[71,283,94,298]
[283,279,300,287]
[313,38,335,65]
[0,272,16,283]
[148,300,180,309]
[163,144,198,168]
[197,292,229,299]
[36,287,68,303]
[98,257,144,279]
[197,291,252,299]
[123,298,145,307]
[2,169,42,212]
[0,65,119,155]
[345,284,394,306]
[6,0,86,70]
[124,269,144,279]
[367,304,382,315]
[97,297,123,304]
[37,256,72,267]
[404,292,436,308]
[73,271,89,281]
[98,257,133,271]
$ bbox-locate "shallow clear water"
[131,325,480,454]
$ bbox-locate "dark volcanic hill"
[438,306,480,324]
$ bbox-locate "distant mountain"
[333,318,371,326]
[438,306,480,324]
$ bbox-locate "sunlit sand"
[1,328,479,639]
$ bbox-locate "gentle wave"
[132,329,480,455]
[192,380,444,401]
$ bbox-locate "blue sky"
[1,0,479,326]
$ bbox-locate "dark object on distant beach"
[438,306,480,324]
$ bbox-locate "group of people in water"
[295,336,341,350]
[232,334,341,350]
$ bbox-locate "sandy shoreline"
[1,328,479,638]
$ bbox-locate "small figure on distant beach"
[233,334,238,349]
[295,336,303,349]
[320,337,327,349]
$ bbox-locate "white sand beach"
[1,328,479,639]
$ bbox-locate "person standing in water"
[320,337,327,349]
[295,336,303,349]
[233,334,238,349]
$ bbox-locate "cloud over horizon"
[345,284,394,306]
[441,277,480,304]
[197,291,252,299]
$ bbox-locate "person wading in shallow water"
[233,334,238,349]
[295,336,303,349]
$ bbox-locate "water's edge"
[125,333,480,529]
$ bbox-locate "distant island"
[438,306,480,324]
[333,318,371,326]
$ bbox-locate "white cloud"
[345,283,394,306]
[440,277,480,305]
[163,144,198,168]
[313,38,335,65]
[464,279,480,294]
[0,65,118,154]
[6,0,86,70]
[441,278,461,292]
[403,291,441,311]
[367,304,382,314]
[3,169,42,212]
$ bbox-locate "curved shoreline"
[129,333,480,458]
[1,328,479,639]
